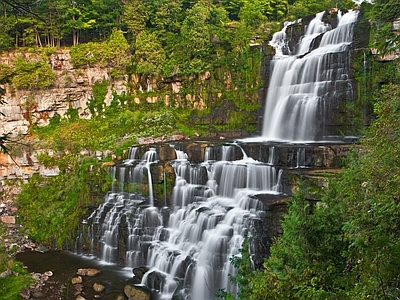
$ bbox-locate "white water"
[262,10,359,142]
[88,144,281,299]
[142,145,281,299]
[85,10,360,299]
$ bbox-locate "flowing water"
[80,10,361,300]
[262,10,359,142]
[84,144,282,299]
[17,9,362,300]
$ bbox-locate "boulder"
[76,268,100,276]
[93,283,105,292]
[0,268,13,278]
[74,283,83,293]
[124,285,151,300]
[0,215,15,225]
[132,266,149,281]
[19,288,30,299]
[71,276,83,284]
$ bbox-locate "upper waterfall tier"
[262,10,360,143]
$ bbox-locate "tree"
[339,83,400,299]
[133,30,166,76]
[152,0,184,34]
[180,1,213,74]
[238,0,268,28]
[123,0,148,41]
[60,0,96,45]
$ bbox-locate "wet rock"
[93,282,105,292]
[124,285,151,300]
[132,266,148,281]
[19,288,30,299]
[71,276,83,284]
[35,244,49,253]
[115,294,125,300]
[74,283,84,293]
[0,268,13,278]
[76,295,86,300]
[142,268,166,291]
[77,268,100,276]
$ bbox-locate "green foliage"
[70,31,130,70]
[17,158,111,248]
[102,29,130,70]
[239,0,268,28]
[0,225,32,299]
[0,256,31,299]
[0,32,13,52]
[133,30,166,76]
[225,82,400,299]
[339,83,400,299]
[12,57,56,89]
[364,0,400,57]
[87,80,108,117]
[30,99,183,155]
[123,0,148,38]
[70,42,103,68]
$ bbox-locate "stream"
[16,250,134,300]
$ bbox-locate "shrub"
[12,57,56,89]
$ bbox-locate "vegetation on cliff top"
[0,0,354,77]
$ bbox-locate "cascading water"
[262,10,359,142]
[86,144,282,299]
[81,9,362,300]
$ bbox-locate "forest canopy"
[0,0,354,77]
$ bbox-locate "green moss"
[16,158,111,248]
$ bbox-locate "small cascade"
[86,147,161,263]
[296,11,331,56]
[262,10,360,142]
[85,143,283,299]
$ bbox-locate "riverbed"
[16,250,134,300]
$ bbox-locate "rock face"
[0,50,128,137]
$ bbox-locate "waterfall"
[86,144,282,299]
[82,9,362,300]
[262,10,359,142]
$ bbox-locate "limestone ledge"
[0,50,128,136]
[0,50,216,138]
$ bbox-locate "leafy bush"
[70,42,103,68]
[17,158,111,248]
[87,80,108,117]
[12,57,56,89]
[0,225,31,299]
[70,30,130,70]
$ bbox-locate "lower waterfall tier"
[77,140,353,299]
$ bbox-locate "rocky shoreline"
[0,197,151,300]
